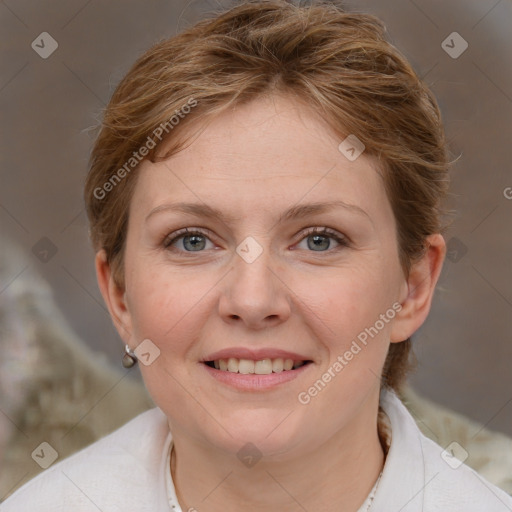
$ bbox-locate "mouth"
[203,358,313,374]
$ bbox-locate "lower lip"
[201,362,313,391]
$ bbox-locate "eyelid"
[299,226,348,241]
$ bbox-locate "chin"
[202,409,306,458]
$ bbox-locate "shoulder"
[0,408,171,511]
[419,433,512,510]
[376,389,512,511]
[400,384,512,494]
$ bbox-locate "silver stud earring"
[122,344,138,368]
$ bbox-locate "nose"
[217,242,291,330]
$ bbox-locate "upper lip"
[202,347,312,362]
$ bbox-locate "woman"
[3,1,511,510]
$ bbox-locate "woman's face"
[111,93,411,457]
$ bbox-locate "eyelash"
[162,227,349,254]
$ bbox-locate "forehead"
[130,93,391,223]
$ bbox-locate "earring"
[122,344,138,368]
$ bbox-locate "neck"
[169,396,386,512]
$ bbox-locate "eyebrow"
[145,200,372,225]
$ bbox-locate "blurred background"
[1,0,511,445]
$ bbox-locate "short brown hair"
[84,0,452,394]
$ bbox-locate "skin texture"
[96,92,446,512]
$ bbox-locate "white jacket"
[2,389,511,511]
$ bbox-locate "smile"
[204,357,312,374]
[201,358,313,391]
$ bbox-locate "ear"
[390,233,446,343]
[95,249,133,344]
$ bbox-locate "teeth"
[238,359,255,374]
[272,358,284,373]
[254,359,273,375]
[227,357,238,372]
[209,357,307,374]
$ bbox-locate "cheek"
[124,263,214,408]
[125,259,217,352]
[293,264,395,343]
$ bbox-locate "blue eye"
[163,227,349,254]
[163,228,213,252]
[297,227,349,252]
